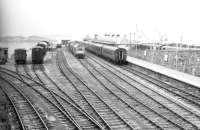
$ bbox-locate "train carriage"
[82,41,127,64]
[14,49,27,64]
[0,48,8,65]
[32,46,44,64]
[84,42,103,56]
[102,45,127,64]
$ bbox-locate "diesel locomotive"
[69,41,85,58]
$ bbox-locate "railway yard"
[1,45,200,130]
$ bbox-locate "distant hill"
[0,35,50,43]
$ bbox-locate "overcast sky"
[1,0,200,44]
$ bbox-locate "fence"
[128,47,200,77]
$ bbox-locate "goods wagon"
[14,49,27,64]
[0,48,8,64]
[32,46,44,64]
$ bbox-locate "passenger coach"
[83,41,127,64]
[102,45,127,64]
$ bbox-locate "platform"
[127,56,200,88]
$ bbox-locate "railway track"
[0,66,32,82]
[40,65,111,130]
[79,59,173,130]
[0,87,24,130]
[1,66,86,129]
[15,65,36,83]
[15,65,26,76]
[85,53,200,130]
[32,64,105,130]
[16,64,44,84]
[44,53,114,130]
[57,50,137,130]
[23,65,35,79]
[0,75,48,130]
[7,58,105,129]
[79,57,194,130]
[121,63,200,111]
